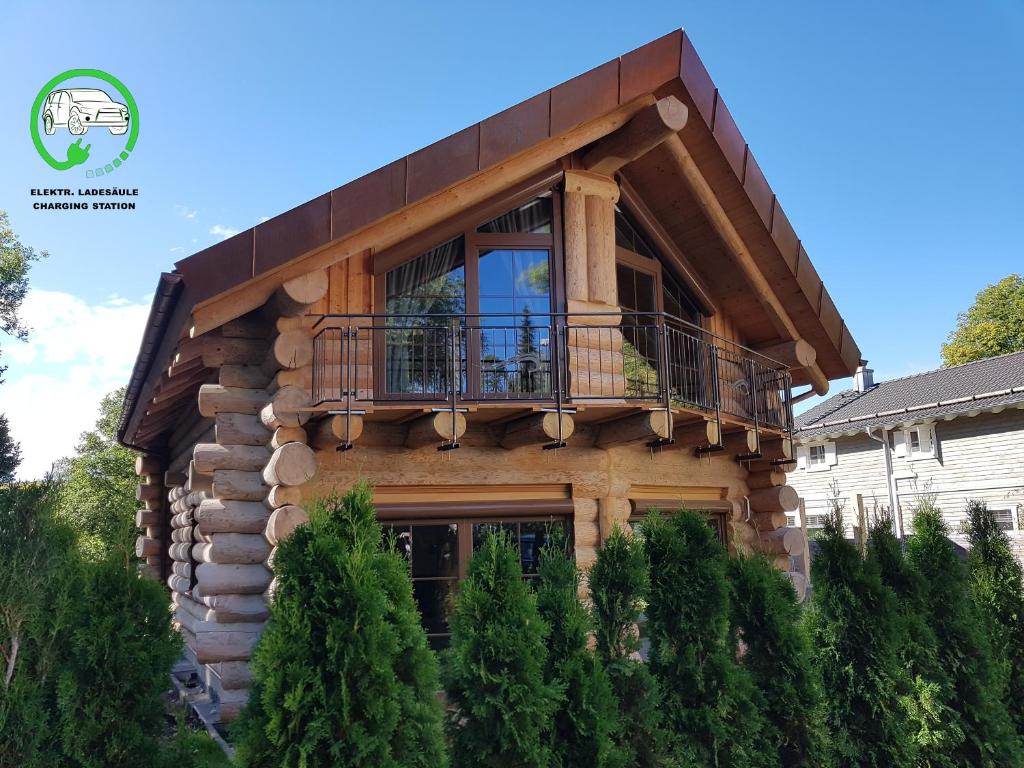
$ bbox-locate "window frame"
[989,506,1018,532]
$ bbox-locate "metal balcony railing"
[311,311,794,436]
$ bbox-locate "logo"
[30,69,139,177]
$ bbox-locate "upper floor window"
[809,444,827,467]
[893,424,937,460]
[797,441,837,472]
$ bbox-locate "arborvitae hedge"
[963,499,1024,736]
[587,526,670,768]
[867,516,963,765]
[443,530,559,768]
[235,483,447,768]
[905,499,1023,765]
[536,532,621,768]
[642,510,773,768]
[728,554,828,768]
[804,513,915,767]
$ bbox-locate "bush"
[905,499,1022,764]
[536,531,620,768]
[804,512,915,767]
[588,526,670,768]
[235,483,447,768]
[443,530,559,768]
[642,510,773,768]
[55,528,182,768]
[963,499,1024,736]
[867,515,962,766]
[728,554,828,767]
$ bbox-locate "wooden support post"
[501,412,575,449]
[563,189,588,302]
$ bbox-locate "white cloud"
[210,224,239,240]
[2,289,150,480]
[175,204,198,220]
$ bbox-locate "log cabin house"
[119,30,862,721]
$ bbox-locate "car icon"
[41,88,129,136]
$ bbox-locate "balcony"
[311,311,794,454]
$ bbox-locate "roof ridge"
[869,350,1024,387]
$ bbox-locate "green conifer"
[235,482,447,768]
[536,531,621,768]
[905,498,1022,765]
[587,526,672,768]
[728,554,828,767]
[443,531,559,768]
[641,510,774,768]
[804,511,915,767]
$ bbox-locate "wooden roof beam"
[662,134,830,395]
[583,96,689,176]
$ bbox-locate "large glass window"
[381,194,557,400]
[384,514,570,648]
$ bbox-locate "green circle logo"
[30,69,139,177]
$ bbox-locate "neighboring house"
[788,353,1024,559]
[119,30,861,722]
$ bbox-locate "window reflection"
[478,197,552,234]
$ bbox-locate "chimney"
[853,361,874,392]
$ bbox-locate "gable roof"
[795,352,1024,439]
[119,29,862,450]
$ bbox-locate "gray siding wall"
[788,407,1024,557]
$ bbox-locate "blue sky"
[1,1,1022,477]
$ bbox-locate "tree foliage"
[0,413,20,484]
[804,512,915,767]
[0,209,45,380]
[904,498,1022,766]
[867,516,962,766]
[963,499,1024,736]
[236,482,447,768]
[728,554,828,768]
[443,530,559,768]
[588,526,670,768]
[642,510,773,768]
[536,531,621,768]
[53,388,138,558]
[941,274,1024,366]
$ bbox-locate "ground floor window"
[383,515,571,649]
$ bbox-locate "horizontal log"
[136,509,161,528]
[192,627,263,664]
[213,660,254,689]
[136,482,162,503]
[221,316,270,339]
[751,510,788,532]
[595,411,667,448]
[195,563,272,596]
[263,330,314,373]
[266,485,302,509]
[260,385,313,430]
[270,365,313,394]
[265,505,309,546]
[758,526,805,557]
[172,561,192,580]
[583,95,689,175]
[164,470,187,487]
[309,414,364,450]
[187,461,213,495]
[213,470,268,502]
[784,571,808,602]
[219,364,271,389]
[670,419,720,448]
[167,573,190,594]
[197,385,267,418]
[747,469,787,490]
[194,593,268,621]
[574,521,600,549]
[752,339,816,369]
[136,536,161,558]
[405,411,467,448]
[196,499,271,535]
[748,485,799,514]
[193,443,271,474]
[171,527,193,544]
[169,542,192,561]
[722,429,758,455]
[262,442,317,487]
[758,438,793,463]
[215,412,272,447]
[135,455,162,475]
[502,412,575,449]
[193,534,271,565]
[201,337,268,368]
[268,270,328,317]
[271,426,307,449]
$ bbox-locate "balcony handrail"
[311,310,789,373]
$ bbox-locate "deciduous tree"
[941,274,1024,366]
